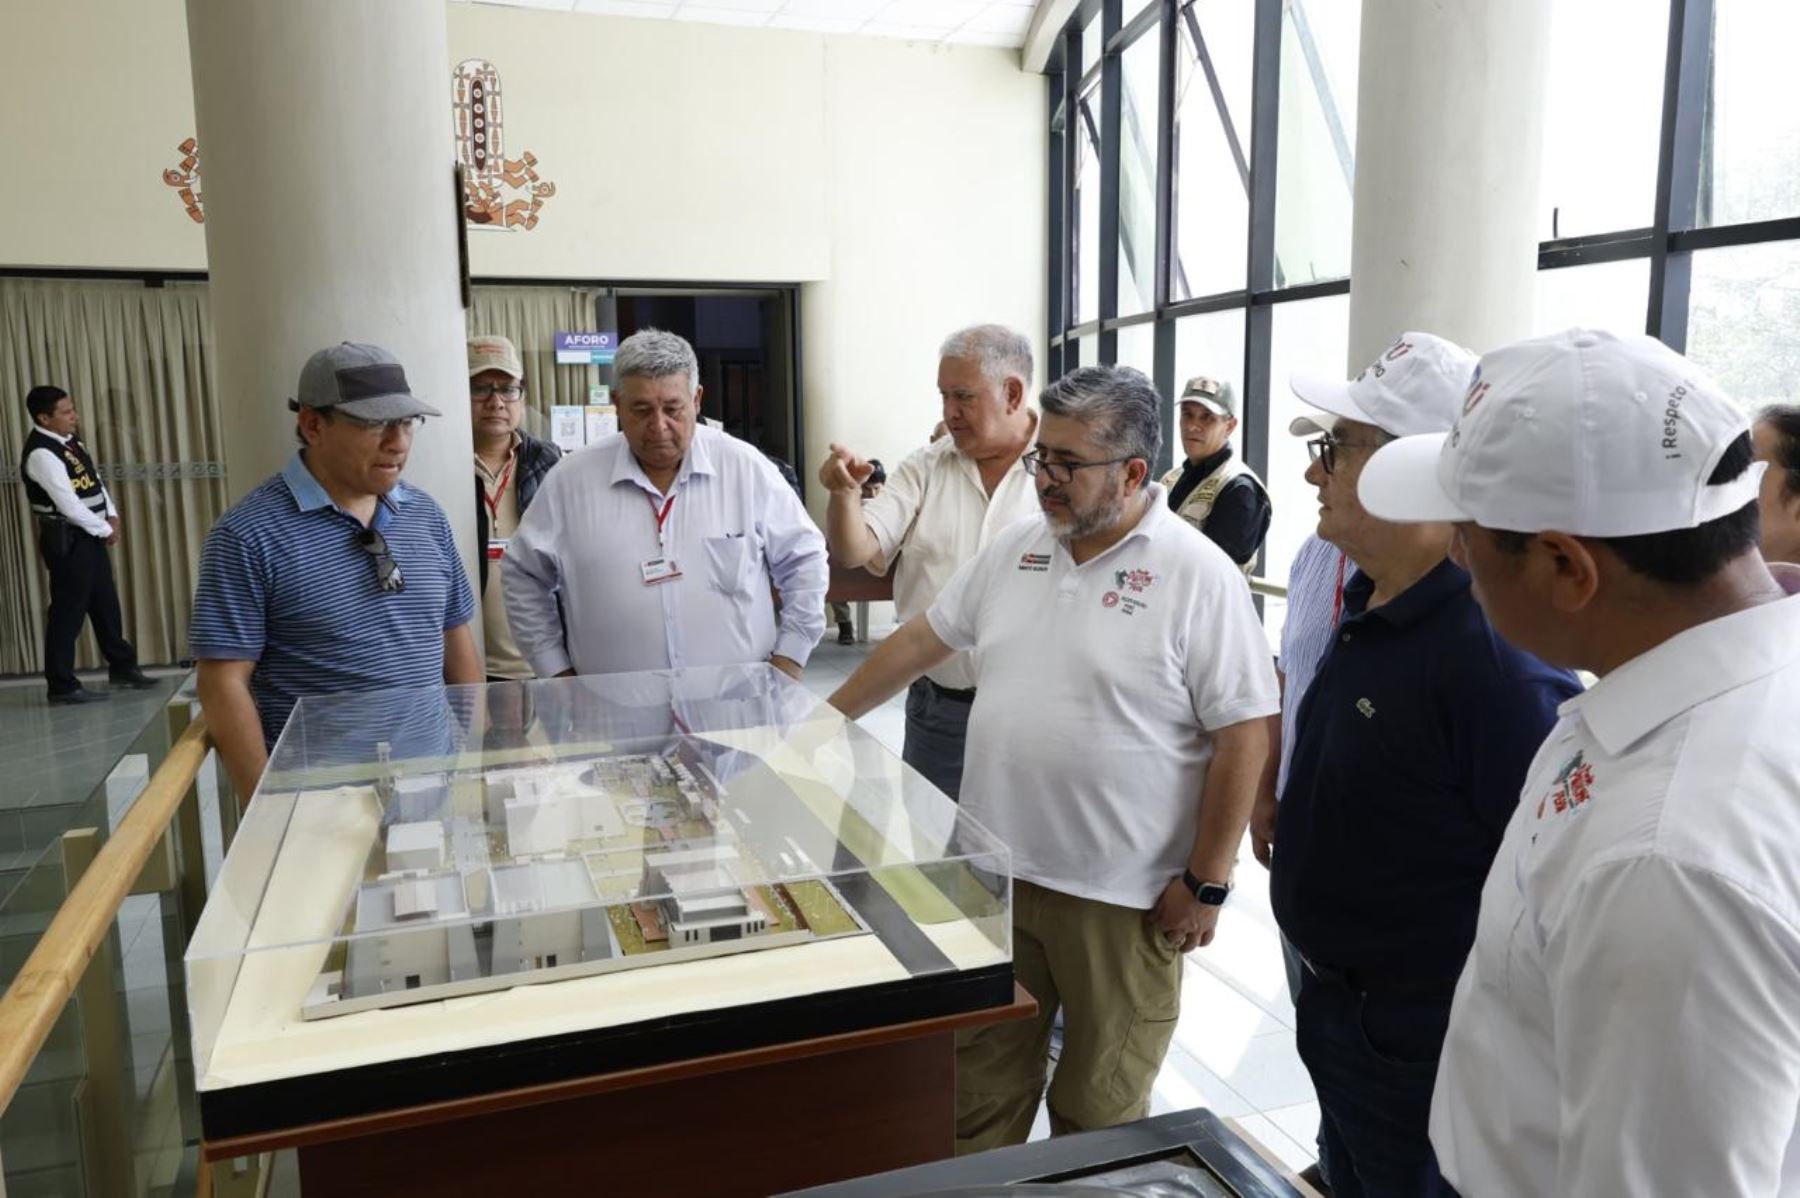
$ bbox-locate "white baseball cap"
[1358,328,1764,536]
[1289,332,1479,438]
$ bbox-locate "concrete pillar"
[186,0,475,578]
[1345,0,1553,367]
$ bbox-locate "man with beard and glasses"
[828,365,1278,1152]
[190,342,481,800]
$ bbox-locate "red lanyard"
[1330,550,1348,627]
[648,493,676,548]
[480,454,516,522]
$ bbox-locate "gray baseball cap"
[289,342,442,421]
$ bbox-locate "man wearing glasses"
[505,328,827,681]
[1270,333,1578,1196]
[829,365,1277,1152]
[468,335,561,682]
[191,342,482,799]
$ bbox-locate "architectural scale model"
[300,738,869,1020]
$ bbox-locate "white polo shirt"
[926,486,1279,909]
[862,428,1040,691]
[1431,581,1800,1198]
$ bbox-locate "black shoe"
[837,623,856,646]
[49,687,108,705]
[109,669,158,689]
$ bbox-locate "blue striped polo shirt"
[189,454,476,748]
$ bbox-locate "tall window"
[1172,1,1252,300]
[1045,0,1800,586]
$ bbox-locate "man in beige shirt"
[470,334,561,681]
[819,323,1040,800]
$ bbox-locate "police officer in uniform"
[20,386,153,704]
[1159,375,1271,571]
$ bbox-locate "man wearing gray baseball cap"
[189,342,482,798]
[1360,328,1800,1197]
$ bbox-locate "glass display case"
[186,665,1012,1139]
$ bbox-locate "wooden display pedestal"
[202,984,1033,1197]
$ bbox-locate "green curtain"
[467,286,601,441]
[0,278,227,675]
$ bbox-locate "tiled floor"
[0,667,211,1197]
[0,668,188,893]
[802,624,1322,1175]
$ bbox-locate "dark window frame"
[1043,0,1800,576]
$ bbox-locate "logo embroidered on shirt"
[1355,698,1375,719]
[1115,567,1158,594]
[1535,751,1596,820]
[1018,552,1051,572]
[1101,589,1150,616]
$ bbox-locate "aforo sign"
[554,332,618,365]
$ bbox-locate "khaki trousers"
[955,879,1183,1154]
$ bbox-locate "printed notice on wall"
[585,405,617,445]
[550,406,586,453]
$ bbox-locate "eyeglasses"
[357,527,405,593]
[332,411,424,434]
[1020,451,1138,485]
[1306,433,1390,475]
[471,383,526,404]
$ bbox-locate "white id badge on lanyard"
[641,557,682,585]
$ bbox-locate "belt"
[925,679,977,704]
[1301,956,1461,1000]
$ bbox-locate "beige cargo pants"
[955,878,1184,1153]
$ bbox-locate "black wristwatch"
[1183,869,1232,906]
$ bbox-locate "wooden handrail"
[0,713,212,1114]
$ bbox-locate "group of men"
[22,315,1800,1196]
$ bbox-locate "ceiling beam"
[1023,0,1079,72]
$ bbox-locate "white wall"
[801,33,1048,518]
[446,6,833,282]
[1,1,1047,519]
[1,0,207,270]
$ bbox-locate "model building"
[302,738,867,1019]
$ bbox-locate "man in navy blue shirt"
[191,343,481,799]
[1269,333,1579,1198]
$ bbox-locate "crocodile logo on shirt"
[1535,751,1596,820]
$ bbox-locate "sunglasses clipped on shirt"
[357,527,405,593]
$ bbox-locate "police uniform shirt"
[1431,581,1800,1197]
[925,484,1279,908]
[23,427,116,537]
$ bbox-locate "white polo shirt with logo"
[1431,583,1800,1198]
[926,484,1279,910]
